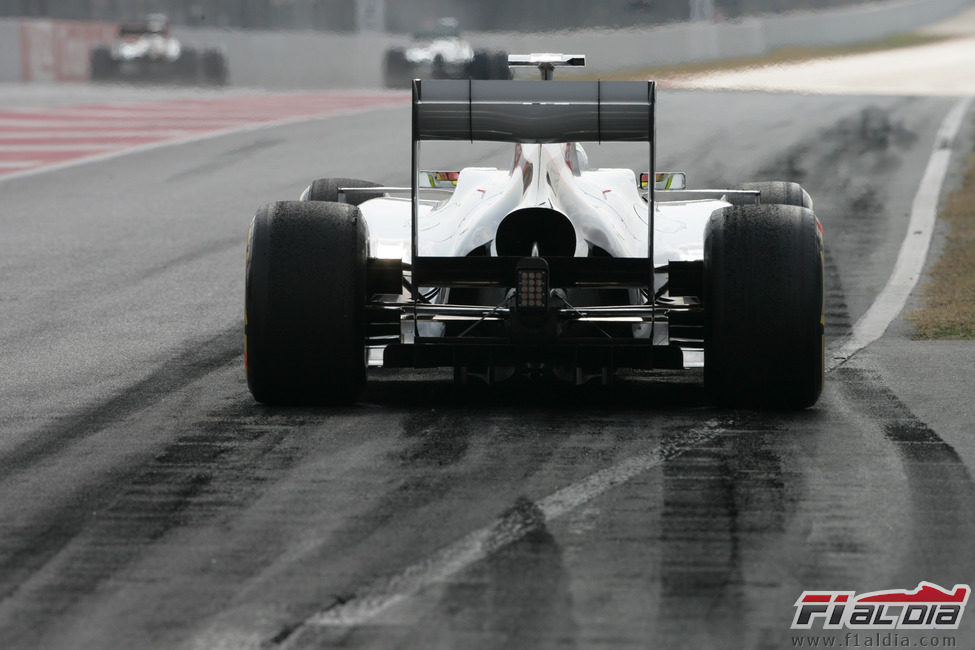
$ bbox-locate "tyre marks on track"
[0,327,243,620]
[0,326,240,481]
[650,369,975,650]
[264,375,975,650]
[0,91,406,181]
[824,248,853,344]
[834,365,975,584]
[251,414,792,650]
[258,420,726,646]
[0,401,312,649]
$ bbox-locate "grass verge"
[598,32,951,81]
[908,151,975,339]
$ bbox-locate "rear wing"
[410,76,657,293]
[413,79,654,143]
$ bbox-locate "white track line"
[827,96,973,371]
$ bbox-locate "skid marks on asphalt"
[833,362,975,585]
[0,327,240,479]
[292,373,975,650]
[0,377,320,649]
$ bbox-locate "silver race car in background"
[90,13,228,85]
[384,17,510,88]
[246,54,824,409]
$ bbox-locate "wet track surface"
[1,88,974,649]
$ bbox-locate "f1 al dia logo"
[792,582,970,630]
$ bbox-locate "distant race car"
[90,14,227,85]
[383,18,510,88]
[246,54,824,409]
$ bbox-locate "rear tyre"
[469,50,510,79]
[469,51,491,79]
[491,51,512,80]
[245,201,367,405]
[727,181,812,208]
[383,48,410,88]
[704,204,824,409]
[301,177,383,205]
[90,46,115,81]
[175,47,199,83]
[202,49,228,85]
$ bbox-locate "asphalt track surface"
[1,85,975,650]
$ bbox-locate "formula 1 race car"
[90,14,227,85]
[383,18,510,88]
[246,54,824,409]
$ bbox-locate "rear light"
[516,258,549,310]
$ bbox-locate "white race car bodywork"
[354,137,730,364]
[113,33,181,63]
[360,142,723,275]
[405,37,475,69]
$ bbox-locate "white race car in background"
[384,18,510,88]
[246,55,824,409]
[90,13,227,85]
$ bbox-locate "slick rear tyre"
[175,47,199,82]
[90,46,114,81]
[245,201,367,405]
[384,48,410,88]
[728,181,813,208]
[469,51,491,79]
[202,49,228,85]
[491,51,512,80]
[704,204,824,409]
[301,177,383,205]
